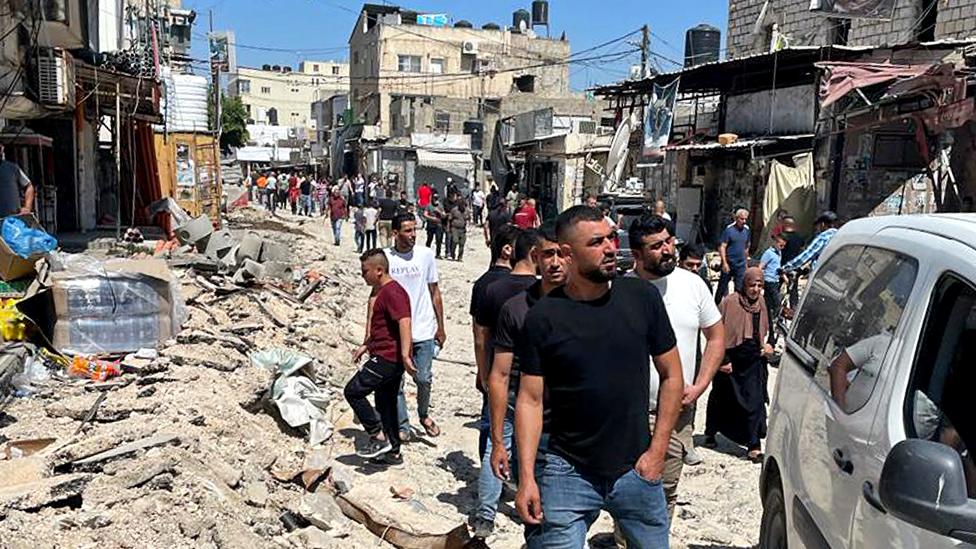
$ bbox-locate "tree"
[219,95,249,152]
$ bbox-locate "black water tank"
[455,20,473,28]
[482,22,500,30]
[532,0,549,26]
[513,9,530,32]
[262,64,271,71]
[684,24,721,67]
[463,119,484,151]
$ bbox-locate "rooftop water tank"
[482,22,500,30]
[684,24,721,67]
[513,9,530,33]
[454,20,473,28]
[532,0,549,26]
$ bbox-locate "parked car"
[759,214,976,549]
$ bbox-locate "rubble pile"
[0,207,392,548]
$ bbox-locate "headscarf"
[719,267,769,350]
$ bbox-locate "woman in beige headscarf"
[704,267,775,462]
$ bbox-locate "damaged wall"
[727,0,976,59]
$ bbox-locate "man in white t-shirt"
[384,213,447,439]
[829,332,892,411]
[627,214,726,519]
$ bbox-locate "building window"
[873,135,925,168]
[353,51,360,65]
[435,112,450,132]
[238,79,251,94]
[515,74,536,93]
[398,55,422,73]
[313,64,320,72]
[332,66,340,75]
[261,86,271,94]
[429,58,444,74]
[578,120,596,134]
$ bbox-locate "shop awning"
[415,149,474,174]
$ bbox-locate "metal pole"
[115,82,121,240]
[640,25,650,78]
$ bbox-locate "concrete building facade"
[230,60,349,143]
[727,0,976,58]
[348,4,572,136]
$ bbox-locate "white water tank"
[159,68,210,133]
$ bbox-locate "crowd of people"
[328,175,840,546]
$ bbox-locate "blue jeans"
[355,230,365,252]
[331,218,343,245]
[477,402,515,523]
[397,339,435,431]
[525,452,669,549]
[300,194,312,216]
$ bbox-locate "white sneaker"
[683,446,703,466]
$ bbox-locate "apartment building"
[230,60,349,143]
[348,3,572,136]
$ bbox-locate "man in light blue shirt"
[782,211,840,273]
[760,233,787,342]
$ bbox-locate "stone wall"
[727,0,976,59]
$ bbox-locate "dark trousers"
[715,262,746,304]
[450,227,466,260]
[344,356,404,454]
[364,229,377,250]
[764,280,781,343]
[426,224,444,257]
[474,205,484,226]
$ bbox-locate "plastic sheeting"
[760,152,817,247]
[250,348,332,445]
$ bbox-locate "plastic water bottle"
[433,342,441,359]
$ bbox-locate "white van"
[759,214,976,549]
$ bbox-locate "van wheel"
[759,481,787,549]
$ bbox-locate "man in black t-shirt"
[471,224,521,459]
[471,229,542,538]
[515,206,683,548]
[484,198,512,260]
[377,197,398,247]
[473,227,565,540]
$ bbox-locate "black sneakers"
[356,437,392,459]
[370,451,403,466]
[471,517,494,539]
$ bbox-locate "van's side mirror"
[879,439,976,544]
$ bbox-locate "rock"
[118,457,177,488]
[297,492,344,531]
[243,481,269,507]
[179,514,216,539]
[291,526,336,548]
[0,474,91,517]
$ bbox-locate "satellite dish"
[603,112,638,193]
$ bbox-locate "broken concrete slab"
[0,474,91,517]
[335,494,473,549]
[71,433,180,467]
[236,232,264,264]
[298,492,344,532]
[261,261,294,283]
[204,230,236,260]
[117,456,178,489]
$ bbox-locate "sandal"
[420,417,441,438]
[747,449,764,463]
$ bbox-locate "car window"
[906,275,976,499]
[790,245,917,412]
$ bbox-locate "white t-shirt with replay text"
[385,245,439,342]
[632,267,722,410]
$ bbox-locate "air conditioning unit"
[461,41,480,55]
[36,49,70,106]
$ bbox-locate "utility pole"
[640,24,650,78]
[209,10,221,140]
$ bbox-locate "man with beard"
[470,228,546,539]
[476,226,566,540]
[515,206,683,548]
[627,214,726,521]
[385,214,447,440]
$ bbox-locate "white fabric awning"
[415,149,474,174]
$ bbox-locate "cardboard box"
[0,215,46,282]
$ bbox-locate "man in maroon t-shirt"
[345,249,415,464]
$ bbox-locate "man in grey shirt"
[0,145,34,217]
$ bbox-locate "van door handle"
[862,481,886,514]
[832,449,854,475]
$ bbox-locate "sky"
[185,0,729,91]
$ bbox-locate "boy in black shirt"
[515,206,683,548]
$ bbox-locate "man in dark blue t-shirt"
[715,208,751,304]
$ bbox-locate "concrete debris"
[69,433,180,467]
